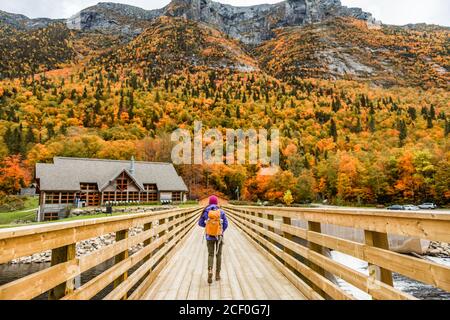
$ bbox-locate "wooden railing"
[0,206,202,300]
[224,205,450,300]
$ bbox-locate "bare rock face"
[0,10,58,30]
[66,2,163,37]
[65,0,376,44]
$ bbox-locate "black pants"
[207,238,223,273]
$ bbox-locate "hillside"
[94,17,258,78]
[0,23,75,79]
[0,1,449,205]
[256,18,450,89]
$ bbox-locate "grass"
[0,197,39,225]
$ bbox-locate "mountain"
[95,16,258,77]
[66,0,378,44]
[0,10,58,30]
[66,2,161,38]
[0,1,448,88]
[256,18,450,88]
[0,2,449,206]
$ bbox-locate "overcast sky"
[0,0,449,26]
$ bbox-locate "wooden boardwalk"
[141,223,306,300]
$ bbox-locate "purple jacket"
[198,205,228,241]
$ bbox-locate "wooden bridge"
[0,205,449,300]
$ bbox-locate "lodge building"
[35,157,188,221]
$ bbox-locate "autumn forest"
[0,15,449,206]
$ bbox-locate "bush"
[0,195,26,212]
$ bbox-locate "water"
[330,251,450,300]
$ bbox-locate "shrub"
[0,195,26,212]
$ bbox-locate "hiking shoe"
[208,268,213,284]
[208,273,213,284]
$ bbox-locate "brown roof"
[36,157,188,192]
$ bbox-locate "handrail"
[0,206,202,300]
[224,204,450,300]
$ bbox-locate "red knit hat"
[209,195,218,205]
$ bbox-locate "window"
[80,183,98,191]
[87,193,100,206]
[143,192,158,202]
[172,192,182,202]
[45,192,60,204]
[144,184,157,192]
[44,212,59,221]
[61,192,75,204]
[129,192,140,201]
[115,172,130,191]
[103,192,115,202]
[116,192,127,202]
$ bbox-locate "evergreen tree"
[408,107,417,121]
[25,127,35,144]
[430,105,436,120]
[398,120,407,146]
[427,115,433,129]
[368,116,376,133]
[329,119,338,142]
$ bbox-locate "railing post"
[48,243,76,300]
[267,214,275,244]
[143,221,153,262]
[113,229,129,299]
[168,215,175,241]
[282,216,294,262]
[364,230,394,287]
[158,217,167,249]
[307,221,329,298]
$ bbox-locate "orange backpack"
[205,209,222,237]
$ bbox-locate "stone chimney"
[130,156,136,175]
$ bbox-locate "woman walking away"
[198,195,228,284]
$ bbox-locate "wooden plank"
[228,211,415,300]
[48,243,76,300]
[229,216,314,300]
[62,214,197,300]
[225,230,257,300]
[229,226,271,300]
[178,229,203,300]
[225,205,450,243]
[128,219,197,301]
[227,207,450,293]
[130,211,199,300]
[223,237,244,300]
[165,226,198,300]
[218,242,233,300]
[0,222,174,300]
[105,218,197,300]
[364,230,393,287]
[186,230,205,300]
[307,221,327,298]
[0,207,201,264]
[123,214,199,300]
[0,207,199,240]
[113,229,129,299]
[197,237,210,300]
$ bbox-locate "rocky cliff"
[0,10,59,30]
[65,0,378,43]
